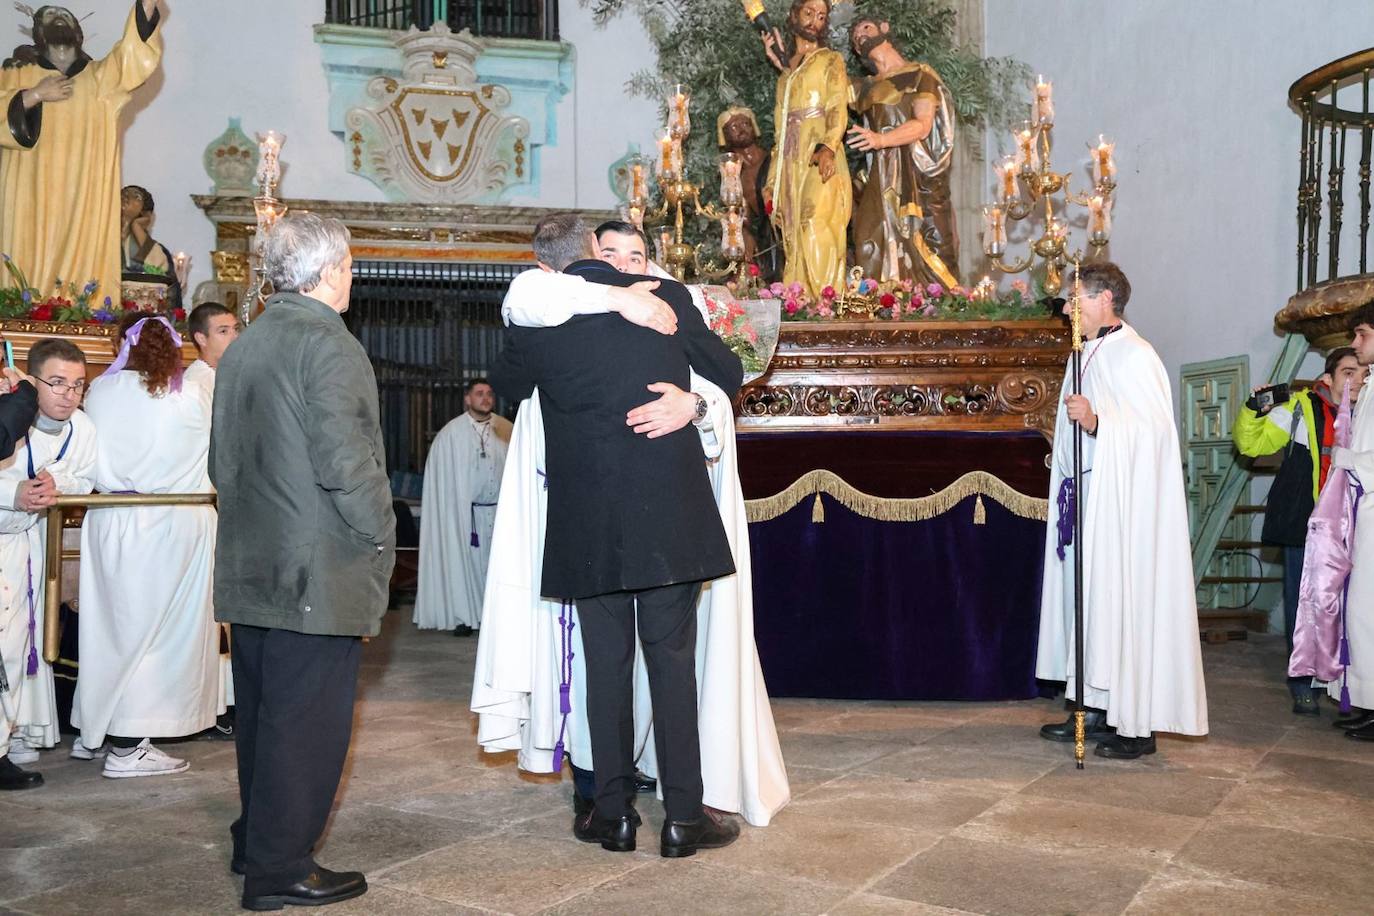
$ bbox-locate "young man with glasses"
[0,339,96,790]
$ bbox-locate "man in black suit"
[490,214,744,858]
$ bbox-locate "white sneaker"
[7,739,38,765]
[69,737,108,760]
[101,740,190,779]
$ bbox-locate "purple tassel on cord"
[25,559,37,675]
[1055,478,1075,560]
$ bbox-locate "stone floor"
[3,609,1372,915]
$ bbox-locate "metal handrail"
[43,493,216,664]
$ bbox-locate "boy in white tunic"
[0,340,96,790]
[1036,262,1208,759]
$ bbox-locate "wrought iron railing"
[1292,49,1374,291]
[324,0,558,41]
[345,259,520,474]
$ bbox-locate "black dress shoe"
[1334,710,1374,731]
[633,769,657,793]
[572,793,641,827]
[1346,721,1374,742]
[241,867,367,911]
[452,624,475,637]
[0,756,43,791]
[573,809,636,852]
[661,808,740,858]
[1040,709,1114,743]
[1094,734,1156,759]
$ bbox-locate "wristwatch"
[692,393,709,424]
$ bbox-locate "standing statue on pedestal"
[716,106,780,281]
[845,17,959,288]
[759,0,850,299]
[0,2,163,304]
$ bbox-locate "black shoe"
[0,756,43,791]
[1291,693,1320,716]
[572,793,641,827]
[452,624,475,637]
[241,867,367,911]
[1094,734,1157,760]
[661,808,740,858]
[1346,721,1374,742]
[1040,709,1114,743]
[1334,710,1374,731]
[573,809,636,852]
[633,770,657,793]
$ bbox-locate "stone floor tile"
[856,745,1062,793]
[874,835,1153,915]
[1211,779,1374,844]
[777,731,911,772]
[1122,869,1348,916]
[1248,749,1374,800]
[788,773,1002,832]
[722,811,940,889]
[828,892,978,915]
[789,710,961,745]
[4,841,238,913]
[1020,759,1241,818]
[1171,822,1374,901]
[540,860,849,915]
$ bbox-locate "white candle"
[1034,76,1054,127]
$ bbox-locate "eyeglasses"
[37,377,86,396]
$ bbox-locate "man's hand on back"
[627,382,698,438]
[607,281,677,336]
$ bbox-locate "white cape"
[1035,323,1208,738]
[414,413,511,631]
[73,371,218,746]
[0,412,97,748]
[471,385,790,826]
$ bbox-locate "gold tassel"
[745,469,1048,524]
[973,494,986,525]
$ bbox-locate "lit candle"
[981,204,1007,258]
[626,204,644,232]
[668,84,691,139]
[1092,135,1117,187]
[721,210,745,260]
[655,227,674,264]
[1013,121,1039,174]
[995,157,1020,203]
[255,130,285,188]
[630,161,647,204]
[656,127,678,180]
[1087,195,1112,244]
[1034,75,1054,127]
[719,153,743,207]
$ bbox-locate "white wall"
[984,1,1374,386]
[0,1,660,290]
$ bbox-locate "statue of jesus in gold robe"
[760,0,850,300]
[0,2,163,306]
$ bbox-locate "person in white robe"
[184,302,240,732]
[413,378,512,636]
[1331,305,1374,740]
[1036,262,1208,759]
[0,341,96,790]
[472,222,790,826]
[73,314,218,777]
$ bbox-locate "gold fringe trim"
[745,469,1049,524]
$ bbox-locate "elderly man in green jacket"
[211,212,395,911]
[1233,346,1364,716]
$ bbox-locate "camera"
[1248,383,1291,415]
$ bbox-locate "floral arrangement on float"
[701,285,779,381]
[726,263,1047,322]
[1,256,185,326]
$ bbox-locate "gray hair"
[262,213,352,293]
[532,213,593,271]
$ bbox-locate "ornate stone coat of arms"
[345,23,530,204]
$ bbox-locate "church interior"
[3,1,1374,913]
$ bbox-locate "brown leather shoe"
[661,808,740,858]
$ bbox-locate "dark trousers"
[578,581,702,823]
[1283,545,1313,697]
[229,624,361,894]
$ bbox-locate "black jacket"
[0,381,37,460]
[489,260,744,599]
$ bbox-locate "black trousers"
[229,624,361,894]
[578,581,702,823]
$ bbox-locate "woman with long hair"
[72,311,218,777]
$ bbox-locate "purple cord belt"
[469,501,498,548]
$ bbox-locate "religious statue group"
[726,0,960,299]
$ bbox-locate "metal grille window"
[323,0,558,40]
[345,259,522,474]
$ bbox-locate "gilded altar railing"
[736,319,1071,437]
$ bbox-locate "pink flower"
[921,303,938,317]
[879,293,896,308]
[788,281,804,298]
[817,303,833,318]
[1011,278,1029,294]
[926,283,943,297]
[758,288,774,299]
[747,263,761,278]
[951,286,970,298]
[784,298,801,315]
[769,281,785,296]
[821,285,836,300]
[899,279,914,293]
